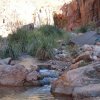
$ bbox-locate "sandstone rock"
[0,57,12,65]
[51,62,100,99]
[55,0,100,30]
[74,97,100,100]
[23,70,42,86]
[26,71,40,82]
[0,64,28,86]
[23,80,41,86]
[47,60,70,71]
[73,84,100,99]
[10,60,20,65]
[70,60,83,70]
[14,56,38,72]
[51,71,73,95]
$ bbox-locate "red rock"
[54,0,100,30]
[0,64,28,86]
[26,71,40,81]
[51,62,100,99]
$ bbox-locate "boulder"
[0,57,12,65]
[51,62,100,99]
[73,84,100,100]
[23,71,41,86]
[11,55,38,72]
[0,64,28,86]
[26,71,40,82]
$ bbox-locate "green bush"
[38,25,64,37]
[27,25,67,60]
[8,29,28,53]
[36,36,55,60]
[0,25,70,60]
[75,25,88,33]
[87,21,96,31]
[27,31,41,56]
[74,22,96,33]
[0,29,28,59]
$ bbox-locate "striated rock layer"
[54,0,100,30]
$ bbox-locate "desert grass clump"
[38,25,64,37]
[36,36,56,60]
[1,29,29,59]
[0,25,71,60]
[74,25,88,33]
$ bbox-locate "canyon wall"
[54,0,100,31]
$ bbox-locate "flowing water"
[0,86,53,100]
[0,66,68,100]
[0,85,67,100]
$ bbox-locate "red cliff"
[54,0,100,31]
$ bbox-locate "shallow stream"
[0,67,68,100]
[0,85,67,100]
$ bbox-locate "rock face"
[51,62,100,100]
[55,0,100,30]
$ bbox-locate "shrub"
[1,29,28,59]
[27,25,67,60]
[27,31,41,56]
[75,25,88,33]
[38,25,64,37]
[0,25,70,60]
[36,36,56,60]
[8,29,28,53]
[74,21,96,33]
[87,21,96,31]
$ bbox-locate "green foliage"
[36,36,55,60]
[86,21,96,31]
[2,44,20,59]
[4,29,28,59]
[8,29,28,53]
[74,25,88,33]
[38,25,64,37]
[27,25,65,60]
[74,22,96,33]
[0,25,70,60]
[27,31,41,56]
[96,27,100,34]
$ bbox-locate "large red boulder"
[51,62,100,100]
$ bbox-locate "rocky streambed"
[0,55,70,100]
[0,55,99,100]
[51,62,100,100]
